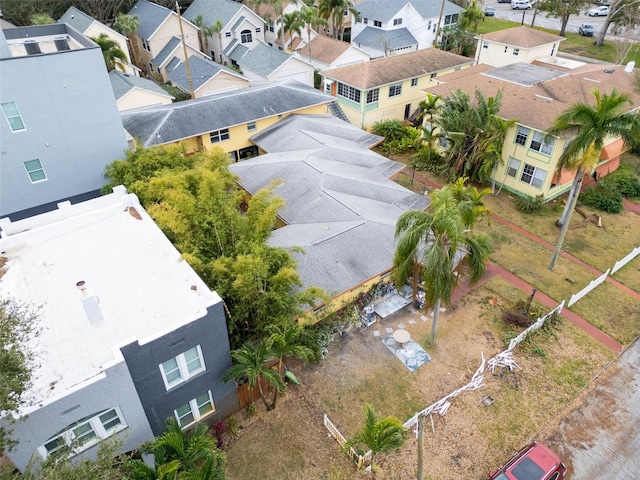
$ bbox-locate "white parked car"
[511,0,532,9]
[588,6,610,16]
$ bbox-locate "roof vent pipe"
[76,280,104,324]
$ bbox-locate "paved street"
[543,338,640,479]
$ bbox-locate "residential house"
[230,115,429,309]
[294,35,370,71]
[475,26,565,67]
[127,0,199,76]
[0,187,236,472]
[183,0,264,65]
[59,6,139,76]
[351,0,464,58]
[256,0,304,50]
[321,47,474,129]
[151,35,209,82]
[109,70,174,111]
[424,61,640,201]
[228,41,315,86]
[0,25,127,221]
[120,80,335,160]
[169,55,250,98]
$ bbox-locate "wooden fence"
[237,378,273,410]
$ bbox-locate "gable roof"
[296,35,356,64]
[153,35,181,64]
[121,80,334,147]
[237,42,299,77]
[58,6,95,34]
[129,0,174,39]
[479,26,565,48]
[229,146,429,296]
[356,0,463,22]
[109,70,173,100]
[322,47,473,89]
[250,114,383,152]
[424,61,640,132]
[183,0,245,27]
[353,26,417,51]
[168,55,247,92]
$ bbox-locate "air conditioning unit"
[24,40,41,55]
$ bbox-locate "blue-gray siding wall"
[2,362,154,473]
[120,301,238,436]
[0,45,128,218]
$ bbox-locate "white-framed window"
[24,159,47,182]
[374,20,382,27]
[142,38,151,51]
[529,131,555,155]
[427,20,432,29]
[482,41,488,49]
[366,88,379,104]
[255,27,261,32]
[410,78,418,87]
[225,32,232,37]
[159,345,206,390]
[210,129,230,143]
[363,17,368,24]
[515,125,530,146]
[513,48,520,56]
[241,29,252,43]
[1,102,26,132]
[506,157,520,177]
[39,408,126,459]
[174,391,216,429]
[337,82,361,103]
[393,18,402,25]
[504,46,508,53]
[520,164,547,188]
[247,122,256,131]
[389,83,402,97]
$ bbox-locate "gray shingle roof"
[250,114,383,152]
[153,36,180,64]
[168,55,246,92]
[129,0,173,39]
[231,15,246,31]
[167,56,182,71]
[353,27,417,51]
[357,0,463,22]
[121,80,335,147]
[58,6,94,33]
[238,42,291,78]
[229,146,430,296]
[109,70,173,100]
[183,0,243,27]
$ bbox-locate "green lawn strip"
[612,262,640,293]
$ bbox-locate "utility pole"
[176,1,195,99]
[433,0,447,47]
[417,416,424,480]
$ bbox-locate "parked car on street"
[490,443,566,480]
[484,6,496,16]
[497,0,511,3]
[578,23,595,36]
[511,0,532,10]
[588,5,609,16]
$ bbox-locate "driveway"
[543,337,640,479]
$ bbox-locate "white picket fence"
[323,413,372,469]
[611,246,640,274]
[507,301,565,351]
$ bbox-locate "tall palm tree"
[211,19,224,63]
[266,320,315,376]
[282,11,303,45]
[91,33,127,72]
[393,181,491,344]
[113,13,140,69]
[459,0,484,32]
[546,89,640,270]
[192,14,216,57]
[346,404,407,468]
[222,341,285,411]
[318,0,358,39]
[298,5,328,60]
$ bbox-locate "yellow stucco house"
[320,48,475,129]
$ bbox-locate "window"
[255,27,261,32]
[24,159,46,182]
[210,129,230,143]
[337,82,361,103]
[241,29,252,43]
[411,78,418,87]
[159,345,206,390]
[427,20,432,29]
[504,46,508,53]
[438,137,448,148]
[39,408,125,459]
[247,122,256,131]
[225,32,232,37]
[430,72,437,80]
[366,88,379,104]
[149,62,154,72]
[374,20,382,27]
[513,48,520,56]
[175,391,216,428]
[452,14,458,23]
[482,41,488,49]
[141,38,151,51]
[520,164,547,188]
[394,18,402,25]
[506,157,520,177]
[529,131,555,155]
[388,83,402,97]
[515,126,529,146]
[267,21,274,32]
[363,18,368,24]
[1,102,25,131]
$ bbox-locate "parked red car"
[490,443,566,480]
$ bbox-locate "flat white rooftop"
[0,187,221,408]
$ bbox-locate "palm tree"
[393,181,492,343]
[113,13,140,69]
[459,0,483,32]
[298,5,328,60]
[546,89,640,270]
[124,448,181,480]
[266,320,315,376]
[211,19,224,63]
[222,341,285,411]
[318,0,358,39]
[282,11,303,45]
[416,92,441,126]
[346,404,407,469]
[192,14,216,57]
[91,33,127,72]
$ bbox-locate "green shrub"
[607,169,640,198]
[515,194,545,214]
[371,119,406,142]
[579,184,622,213]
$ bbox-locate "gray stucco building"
[0,24,128,220]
